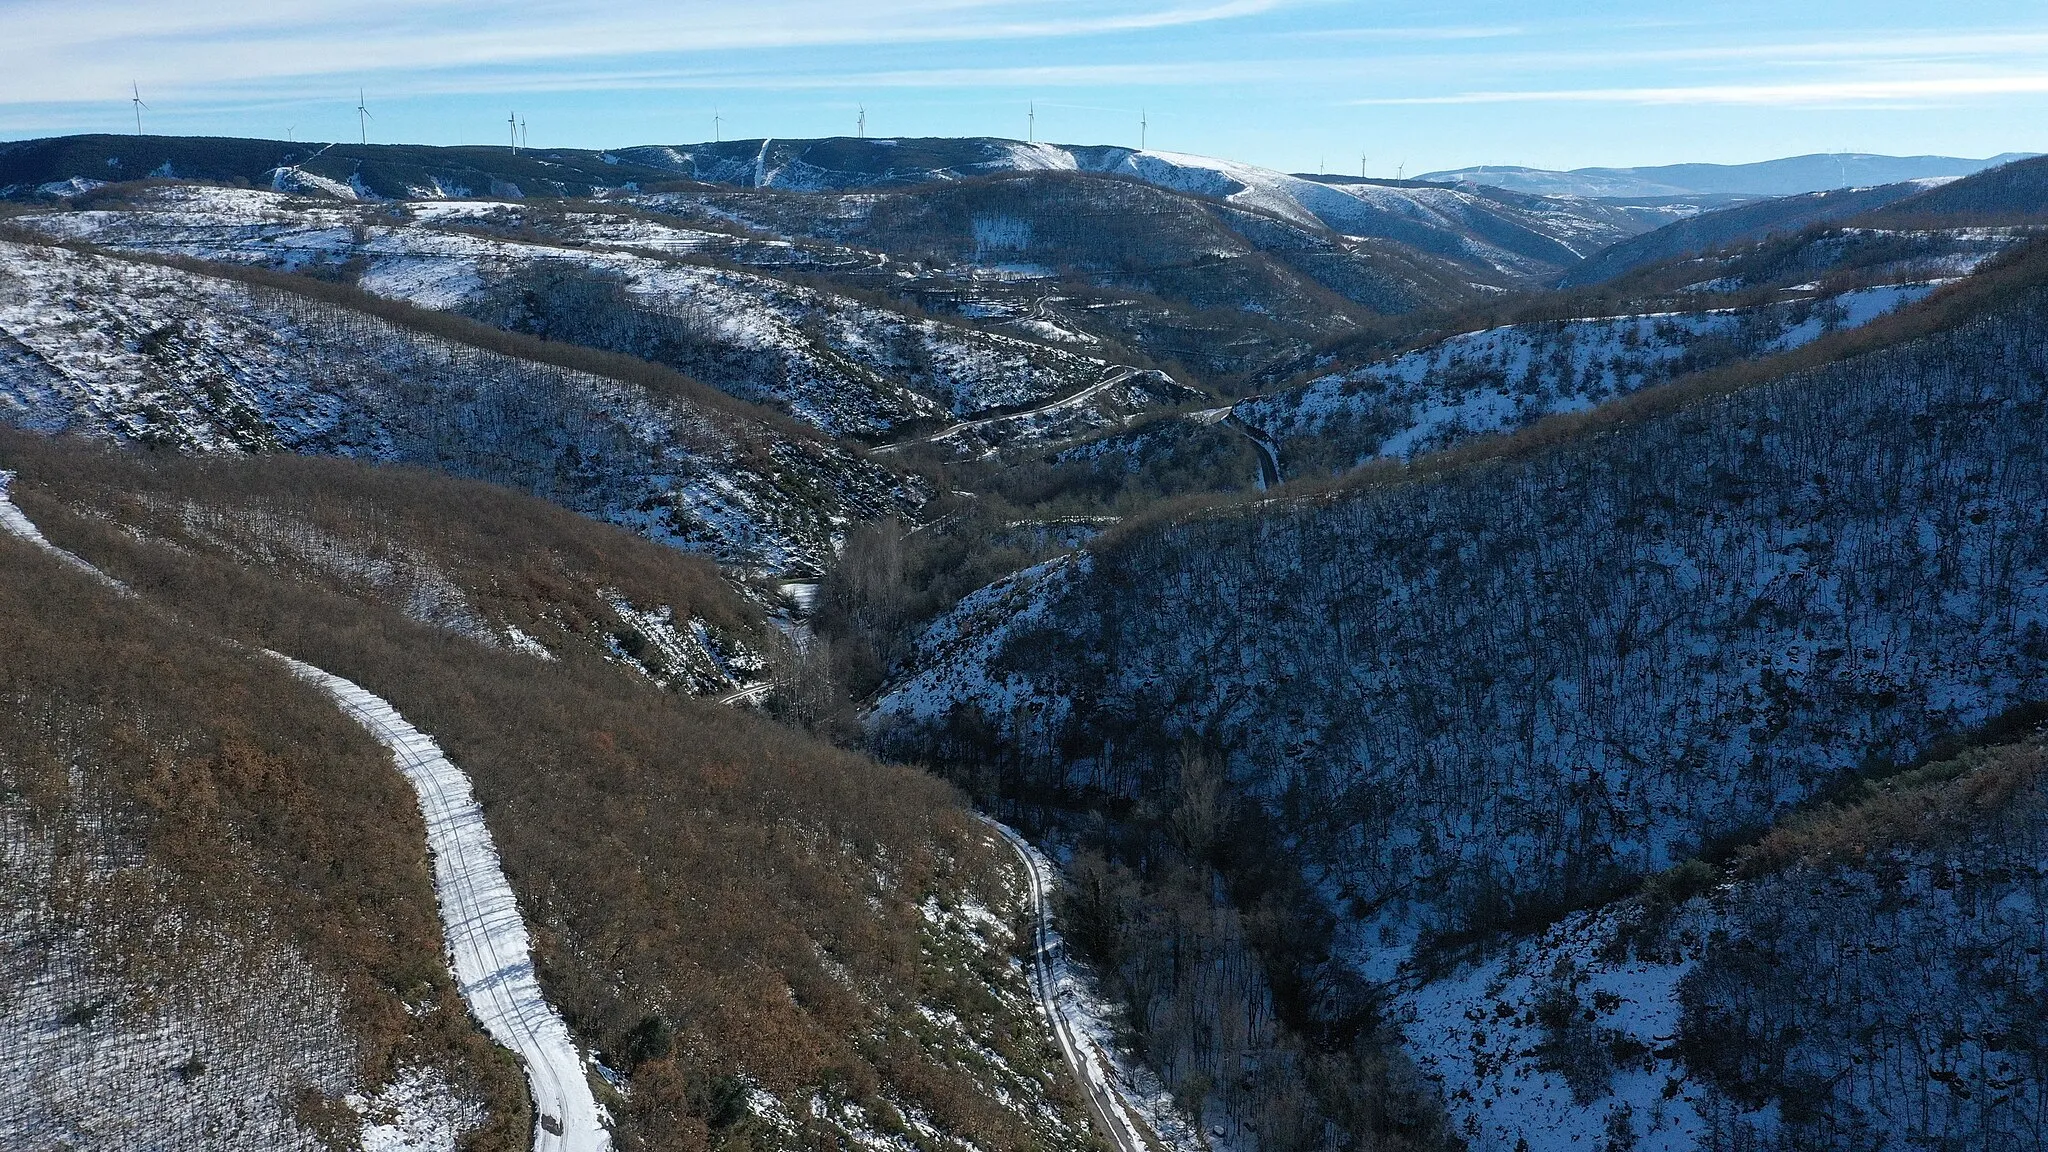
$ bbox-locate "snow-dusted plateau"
[5,133,2048,1152]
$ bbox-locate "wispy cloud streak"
[1354,74,2048,108]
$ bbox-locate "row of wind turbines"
[121,87,1256,163]
[126,82,518,152]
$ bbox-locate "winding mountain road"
[2,476,605,1149]
[982,816,1157,1152]
[278,658,610,1152]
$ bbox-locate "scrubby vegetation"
[1680,743,2048,1150]
[0,504,526,1151]
[1,436,1098,1152]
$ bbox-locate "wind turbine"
[1360,152,1368,178]
[1028,101,1035,144]
[130,83,148,136]
[508,111,519,153]
[857,104,866,140]
[521,116,529,150]
[714,105,723,142]
[1140,109,1147,151]
[355,89,372,144]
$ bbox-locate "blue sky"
[2,0,2044,174]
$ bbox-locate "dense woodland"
[1677,744,2048,1150]
[874,264,2048,1152]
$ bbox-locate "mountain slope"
[0,237,920,574]
[627,138,1693,280]
[1398,739,2048,1151]
[14,185,1126,440]
[0,470,530,1152]
[1860,152,2048,225]
[1235,281,1942,477]
[875,255,2048,982]
[0,435,1106,1152]
[1559,181,1938,287]
[1422,153,2034,198]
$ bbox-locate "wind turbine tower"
[1140,109,1147,151]
[355,89,372,144]
[858,104,866,139]
[714,105,723,142]
[130,83,148,136]
[521,116,529,150]
[509,111,519,153]
[1028,102,1036,144]
[1360,152,1368,177]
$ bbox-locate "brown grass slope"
[0,436,1096,1152]
[0,513,529,1150]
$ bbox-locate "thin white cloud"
[1579,28,2048,66]
[1354,75,2048,107]
[383,60,1301,97]
[0,0,1293,104]
[1279,24,1526,42]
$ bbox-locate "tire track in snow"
[276,656,610,1152]
[981,816,1156,1152]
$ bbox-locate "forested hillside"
[0,438,1102,1152]
[8,127,2046,1152]
[873,246,2048,1151]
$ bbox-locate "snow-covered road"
[981,817,1157,1152]
[3,472,604,1149]
[0,471,126,591]
[275,658,610,1152]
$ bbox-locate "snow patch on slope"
[1239,282,1941,474]
[1395,901,1720,1152]
[350,1066,490,1152]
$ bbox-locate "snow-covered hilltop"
[626,137,1695,279]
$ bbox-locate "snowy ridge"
[627,139,1687,279]
[275,656,610,1152]
[15,186,1113,438]
[1061,149,1678,275]
[1236,282,1940,476]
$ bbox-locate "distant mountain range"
[1419,152,2038,198]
